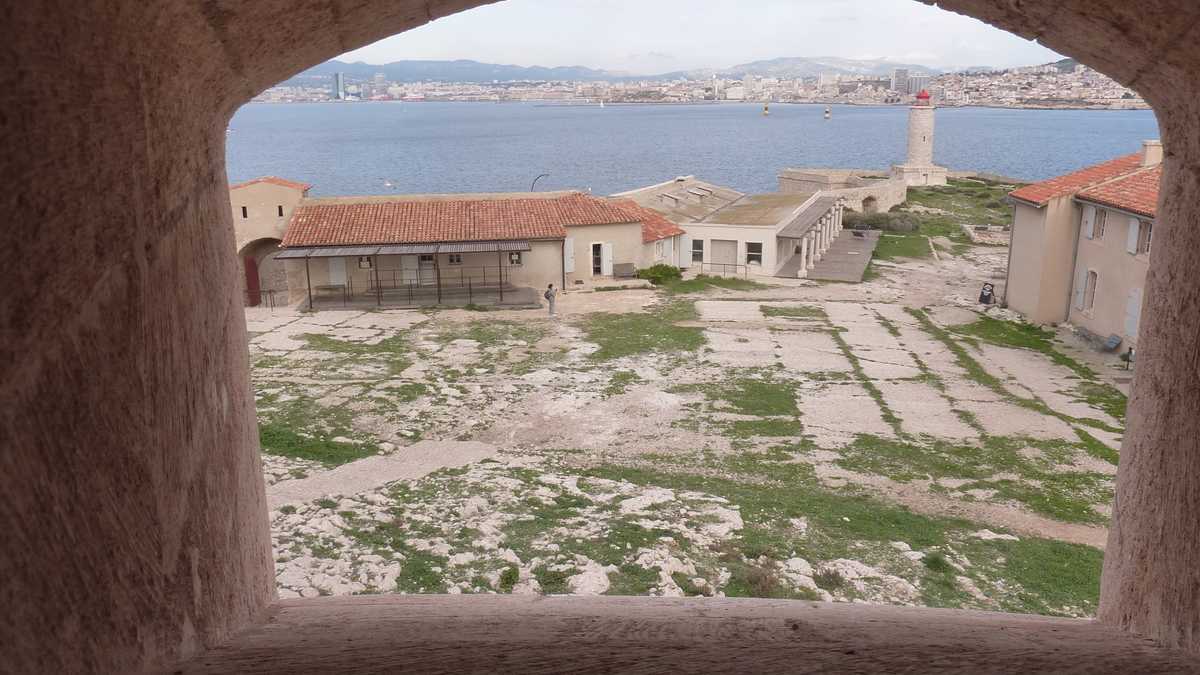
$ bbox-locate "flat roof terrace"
[701,192,816,226]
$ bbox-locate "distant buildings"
[1005,141,1161,348]
[251,60,1146,110]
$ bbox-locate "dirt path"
[266,440,498,509]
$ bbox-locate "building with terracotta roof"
[230,176,313,306]
[1005,141,1161,348]
[265,190,685,309]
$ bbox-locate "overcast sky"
[341,0,1062,73]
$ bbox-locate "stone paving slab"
[267,441,498,509]
[805,230,881,283]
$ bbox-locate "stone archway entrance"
[862,196,879,214]
[8,1,1200,672]
[239,238,286,307]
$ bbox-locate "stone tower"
[891,89,948,186]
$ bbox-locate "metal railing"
[304,264,518,309]
[244,289,279,309]
[700,262,750,278]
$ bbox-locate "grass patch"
[664,275,768,294]
[726,419,805,438]
[604,370,643,397]
[257,392,378,466]
[533,566,573,594]
[761,304,827,320]
[1076,428,1119,465]
[873,233,932,260]
[301,333,412,376]
[582,300,705,361]
[836,433,1113,524]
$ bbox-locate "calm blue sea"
[225,102,1160,197]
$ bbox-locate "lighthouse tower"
[891,90,948,186]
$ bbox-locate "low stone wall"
[779,168,908,214]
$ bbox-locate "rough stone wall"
[5,0,1200,671]
[826,180,909,214]
[0,0,493,672]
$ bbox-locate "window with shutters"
[691,239,704,263]
[1084,271,1099,312]
[1094,209,1107,239]
[1140,222,1153,254]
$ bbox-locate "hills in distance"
[287,55,946,84]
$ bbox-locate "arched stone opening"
[238,238,286,306]
[6,1,1200,672]
[862,196,879,214]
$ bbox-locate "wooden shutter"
[680,234,692,268]
[1073,268,1087,311]
[563,237,575,274]
[1082,205,1095,240]
[1126,218,1140,254]
[1125,288,1143,338]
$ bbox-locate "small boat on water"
[763,103,770,116]
[824,106,832,119]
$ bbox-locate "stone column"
[797,237,809,278]
[1099,103,1200,653]
[807,232,817,267]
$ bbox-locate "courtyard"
[248,182,1128,618]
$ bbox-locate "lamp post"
[531,173,550,192]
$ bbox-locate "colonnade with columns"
[790,199,845,279]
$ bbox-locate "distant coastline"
[248,98,1149,112]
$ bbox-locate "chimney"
[1142,140,1163,167]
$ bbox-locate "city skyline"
[341,0,1063,73]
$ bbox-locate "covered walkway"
[779,229,881,282]
[278,241,540,309]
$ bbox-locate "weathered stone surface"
[7,0,1200,671]
[170,595,1200,674]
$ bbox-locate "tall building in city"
[372,72,386,96]
[890,90,948,186]
[907,75,931,96]
[891,68,910,93]
[334,72,346,100]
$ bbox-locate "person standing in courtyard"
[545,283,558,317]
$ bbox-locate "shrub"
[843,211,919,232]
[637,263,683,285]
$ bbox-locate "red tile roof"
[1009,153,1143,206]
[282,193,640,247]
[231,176,313,193]
[612,200,688,243]
[1077,165,1160,218]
